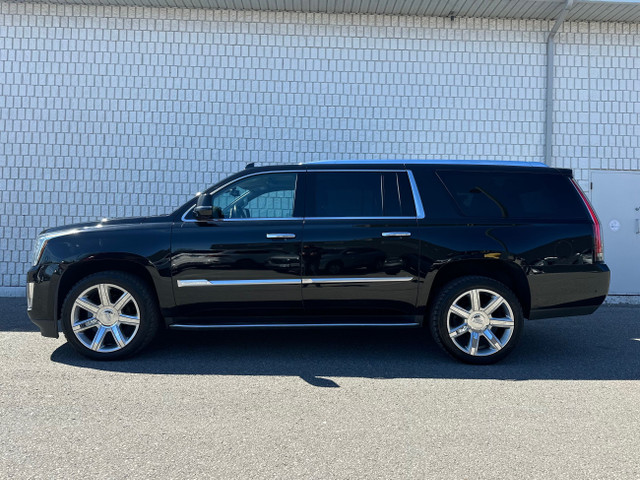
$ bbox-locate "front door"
[171,171,304,320]
[301,169,421,321]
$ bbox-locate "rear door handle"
[381,231,412,238]
[266,233,296,239]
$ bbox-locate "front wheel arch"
[60,270,161,359]
[56,257,163,322]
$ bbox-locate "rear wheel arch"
[425,259,531,318]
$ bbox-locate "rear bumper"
[26,264,60,338]
[528,263,610,320]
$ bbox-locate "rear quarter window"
[437,170,588,220]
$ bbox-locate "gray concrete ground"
[1,297,639,479]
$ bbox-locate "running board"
[169,323,420,330]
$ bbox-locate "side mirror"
[193,195,223,221]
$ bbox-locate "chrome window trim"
[406,170,426,219]
[305,169,425,220]
[182,209,304,223]
[177,277,415,287]
[307,169,406,173]
[304,216,416,221]
[181,168,426,222]
[181,169,304,223]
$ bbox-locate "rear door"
[301,169,422,322]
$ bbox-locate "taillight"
[571,179,604,263]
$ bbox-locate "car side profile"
[27,160,610,364]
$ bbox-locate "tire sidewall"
[430,276,524,364]
[61,271,158,360]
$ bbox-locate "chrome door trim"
[266,233,296,239]
[301,277,414,285]
[169,322,420,329]
[177,279,301,288]
[381,231,412,237]
[177,277,415,287]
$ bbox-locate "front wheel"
[429,276,523,364]
[61,271,160,360]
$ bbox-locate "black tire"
[429,276,523,364]
[61,271,161,360]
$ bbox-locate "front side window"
[305,171,416,218]
[207,172,298,219]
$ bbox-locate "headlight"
[31,235,48,266]
[31,229,80,266]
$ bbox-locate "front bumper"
[26,264,60,338]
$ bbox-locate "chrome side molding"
[177,277,415,288]
[301,277,413,285]
[266,233,296,239]
[169,322,420,330]
[177,279,301,288]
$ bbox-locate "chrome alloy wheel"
[447,288,515,357]
[70,283,141,353]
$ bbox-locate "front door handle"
[381,231,412,238]
[266,233,296,239]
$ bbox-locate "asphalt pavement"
[1,297,639,479]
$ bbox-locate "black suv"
[27,160,610,363]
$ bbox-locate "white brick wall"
[554,21,640,189]
[0,2,638,290]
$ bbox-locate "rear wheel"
[61,271,160,360]
[429,276,523,364]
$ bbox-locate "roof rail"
[306,159,549,168]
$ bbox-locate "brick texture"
[0,3,638,289]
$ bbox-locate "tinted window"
[437,170,587,220]
[210,173,298,219]
[307,172,382,217]
[382,172,416,217]
[306,171,416,218]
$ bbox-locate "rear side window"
[306,171,416,218]
[437,170,588,220]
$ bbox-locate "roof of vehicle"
[234,160,567,174]
[305,159,549,168]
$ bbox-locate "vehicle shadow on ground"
[0,298,39,332]
[47,305,640,384]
